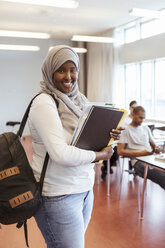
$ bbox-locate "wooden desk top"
[136,154,165,170]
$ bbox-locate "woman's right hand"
[94,146,114,162]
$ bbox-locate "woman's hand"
[110,126,124,140]
[94,146,114,162]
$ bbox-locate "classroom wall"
[119,32,165,64]
[0,37,72,134]
[1,32,165,134]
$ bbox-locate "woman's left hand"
[110,126,124,140]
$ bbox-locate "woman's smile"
[63,81,72,88]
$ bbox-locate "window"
[115,9,165,45]
[117,59,165,121]
[116,66,125,107]
[155,60,165,120]
[125,26,136,43]
[114,11,165,120]
[141,62,153,118]
[141,19,164,39]
[115,29,124,46]
[125,64,140,107]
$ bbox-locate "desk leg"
[138,177,141,213]
[140,164,148,219]
[107,159,110,196]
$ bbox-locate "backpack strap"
[18,93,58,189]
[18,92,58,190]
[18,93,58,137]
[16,93,58,247]
[24,220,29,247]
[16,221,29,247]
[38,152,49,193]
[17,93,41,137]
[38,94,58,192]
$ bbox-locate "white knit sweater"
[28,94,96,196]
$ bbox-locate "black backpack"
[0,93,56,247]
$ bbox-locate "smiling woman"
[27,45,117,248]
[53,61,78,94]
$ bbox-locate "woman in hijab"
[28,45,120,248]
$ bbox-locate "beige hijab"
[40,45,88,136]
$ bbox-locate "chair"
[6,121,21,133]
[6,121,20,126]
[155,126,165,131]
[147,124,155,133]
[119,156,148,217]
[94,160,113,196]
[118,156,137,198]
[119,156,135,178]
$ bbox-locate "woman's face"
[53,60,78,94]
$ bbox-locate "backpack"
[0,93,57,247]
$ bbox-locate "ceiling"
[0,0,165,39]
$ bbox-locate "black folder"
[71,105,126,151]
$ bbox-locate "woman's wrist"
[93,146,113,162]
[93,151,106,162]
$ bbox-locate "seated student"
[101,100,137,180]
[117,106,165,190]
[122,100,137,127]
[122,100,138,171]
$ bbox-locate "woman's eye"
[56,68,77,74]
[71,69,76,73]
[58,69,64,73]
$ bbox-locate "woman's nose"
[64,71,71,80]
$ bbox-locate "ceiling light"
[49,46,87,53]
[129,8,165,19]
[1,0,79,8]
[0,30,50,39]
[73,47,87,53]
[0,44,40,51]
[72,35,113,43]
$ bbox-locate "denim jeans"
[34,190,94,248]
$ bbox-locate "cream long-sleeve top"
[28,93,96,196]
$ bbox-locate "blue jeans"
[34,190,94,248]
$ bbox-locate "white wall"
[119,33,165,64]
[0,37,71,134]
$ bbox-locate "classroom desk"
[136,154,165,219]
